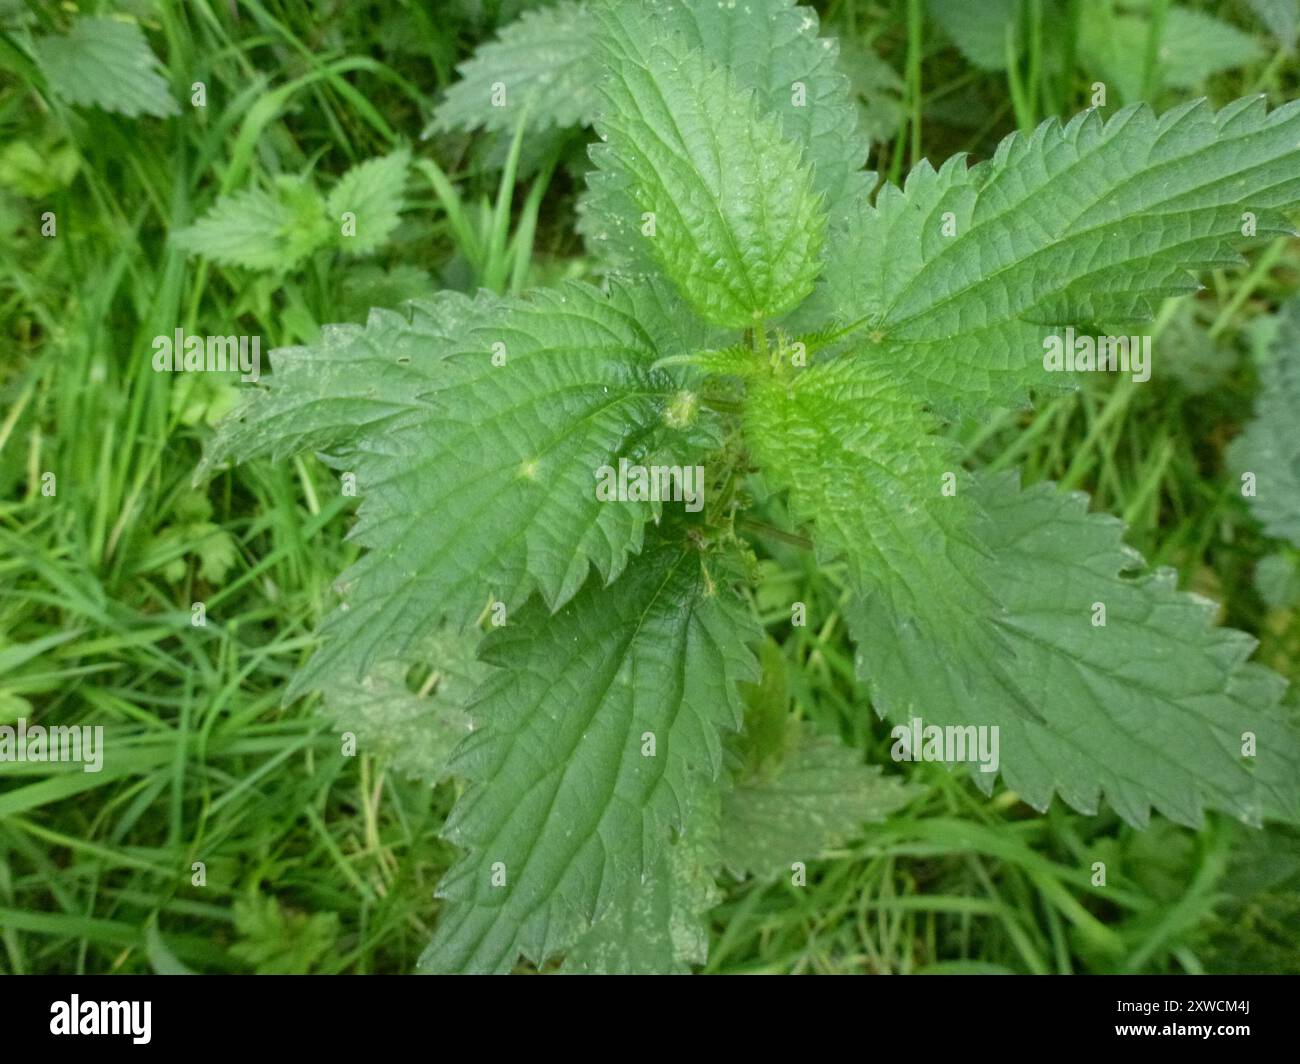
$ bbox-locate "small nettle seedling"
[203,0,1300,973]
[173,150,413,272]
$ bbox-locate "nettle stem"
[738,517,813,551]
[700,394,741,414]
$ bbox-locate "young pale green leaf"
[579,0,870,289]
[290,281,714,691]
[720,723,921,879]
[1229,297,1300,550]
[430,0,599,134]
[847,472,1300,829]
[325,148,410,256]
[420,544,758,974]
[172,177,332,272]
[585,2,827,328]
[33,16,179,118]
[643,0,872,224]
[743,356,1012,691]
[813,97,1300,413]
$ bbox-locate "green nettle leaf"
[206,0,1300,974]
[1081,6,1266,104]
[1156,8,1267,89]
[721,723,921,878]
[431,0,599,133]
[810,96,1300,413]
[296,280,712,691]
[743,357,1012,697]
[1248,0,1299,51]
[173,178,332,272]
[338,263,436,321]
[642,0,873,222]
[1255,553,1300,610]
[177,153,408,270]
[33,16,179,118]
[926,0,1021,71]
[436,0,872,219]
[1229,298,1300,550]
[847,473,1300,828]
[838,35,906,148]
[419,545,758,974]
[200,293,492,472]
[325,148,411,256]
[585,3,827,327]
[560,792,721,975]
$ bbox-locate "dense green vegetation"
[2,0,1299,974]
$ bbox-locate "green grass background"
[2,0,1299,974]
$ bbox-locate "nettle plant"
[203,0,1300,973]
